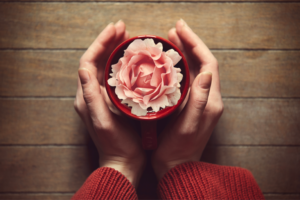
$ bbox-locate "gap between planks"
[0,1,300,3]
[0,144,299,147]
[1,97,300,99]
[1,48,300,51]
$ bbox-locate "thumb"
[78,67,112,127]
[179,71,212,127]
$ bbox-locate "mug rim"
[105,35,190,121]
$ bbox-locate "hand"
[152,19,224,180]
[74,21,145,187]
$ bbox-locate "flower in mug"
[108,39,183,116]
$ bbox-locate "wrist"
[152,157,192,181]
[100,157,145,188]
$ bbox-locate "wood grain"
[0,146,299,193]
[1,0,300,2]
[1,51,300,97]
[1,98,299,145]
[215,51,300,98]
[0,146,97,192]
[0,99,89,145]
[264,194,300,200]
[210,98,300,145]
[200,146,300,193]
[0,194,73,200]
[0,51,81,97]
[0,3,300,49]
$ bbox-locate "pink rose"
[108,39,183,116]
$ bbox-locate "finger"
[177,71,212,131]
[124,30,130,41]
[176,19,216,66]
[98,20,128,81]
[78,66,113,128]
[113,20,127,46]
[80,23,117,74]
[176,19,221,95]
[99,20,127,67]
[75,77,102,150]
[168,27,185,53]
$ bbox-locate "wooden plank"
[215,51,300,98]
[264,194,300,200]
[0,194,73,200]
[1,98,299,145]
[0,146,299,193]
[210,98,300,145]
[0,146,97,192]
[1,0,300,2]
[0,51,81,97]
[1,51,300,97]
[0,3,300,49]
[0,99,89,145]
[200,146,300,193]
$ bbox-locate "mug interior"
[105,35,189,120]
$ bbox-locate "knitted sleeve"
[158,162,265,200]
[71,167,138,200]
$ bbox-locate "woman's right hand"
[152,19,224,180]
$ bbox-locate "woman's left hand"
[74,21,145,187]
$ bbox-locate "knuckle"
[79,56,87,66]
[192,95,208,112]
[73,97,86,114]
[212,100,224,117]
[211,57,218,67]
[73,99,79,112]
[82,87,95,104]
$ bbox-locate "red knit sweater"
[72,162,264,200]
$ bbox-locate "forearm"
[100,158,144,188]
[72,167,138,200]
[158,162,264,200]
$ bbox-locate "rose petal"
[107,77,117,86]
[177,72,183,83]
[144,39,156,48]
[167,88,181,106]
[143,83,161,105]
[148,94,169,112]
[115,85,127,100]
[124,88,136,99]
[122,98,148,116]
[166,67,179,87]
[139,60,155,77]
[150,67,165,87]
[130,65,141,86]
[120,54,145,89]
[145,39,163,51]
[134,73,153,89]
[134,87,154,96]
[148,47,162,60]
[127,39,146,52]
[166,49,182,66]
[177,72,183,87]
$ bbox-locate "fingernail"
[199,72,212,89]
[180,18,186,27]
[107,22,114,27]
[78,68,90,84]
[115,19,123,27]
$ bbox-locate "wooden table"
[0,1,300,199]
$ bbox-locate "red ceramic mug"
[105,35,189,150]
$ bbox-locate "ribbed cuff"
[158,161,264,200]
[72,167,138,200]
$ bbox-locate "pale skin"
[74,19,223,187]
